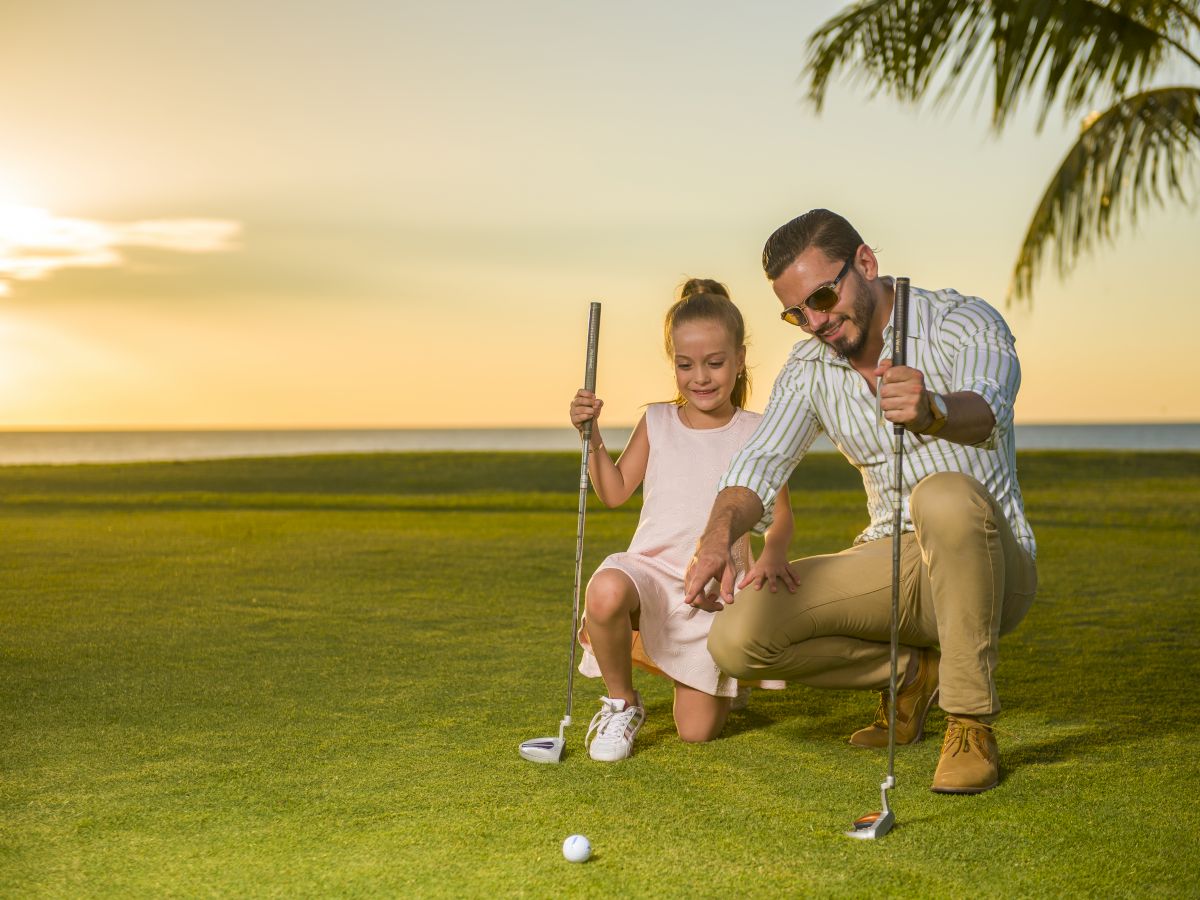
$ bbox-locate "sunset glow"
[0,206,118,287]
[0,1,1194,428]
[0,204,240,298]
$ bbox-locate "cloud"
[0,207,241,295]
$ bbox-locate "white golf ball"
[562,834,591,863]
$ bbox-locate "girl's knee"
[673,687,729,743]
[585,570,635,621]
[674,706,726,742]
[676,723,722,743]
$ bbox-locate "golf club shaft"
[566,302,602,724]
[888,277,911,786]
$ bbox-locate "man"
[683,209,1037,793]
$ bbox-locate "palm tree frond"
[804,0,1194,130]
[1158,1,1200,34]
[1009,86,1200,301]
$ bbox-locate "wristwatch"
[925,392,948,435]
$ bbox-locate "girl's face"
[671,319,745,415]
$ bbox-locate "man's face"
[773,247,875,359]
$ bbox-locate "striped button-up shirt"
[720,283,1036,557]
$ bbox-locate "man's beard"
[816,277,874,359]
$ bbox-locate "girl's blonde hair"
[664,277,751,409]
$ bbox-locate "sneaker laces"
[604,705,639,738]
[585,698,639,748]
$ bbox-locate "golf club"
[519,301,602,763]
[847,276,910,839]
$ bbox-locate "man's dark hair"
[762,209,863,280]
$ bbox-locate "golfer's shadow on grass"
[721,706,775,738]
[757,687,881,745]
[995,724,1111,776]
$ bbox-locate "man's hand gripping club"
[683,486,766,612]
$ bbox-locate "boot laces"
[942,716,994,760]
[869,691,890,729]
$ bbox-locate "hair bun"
[680,277,730,299]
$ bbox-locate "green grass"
[1,451,1197,897]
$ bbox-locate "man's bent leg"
[712,632,905,689]
[910,472,1037,794]
[708,537,935,689]
[709,537,944,747]
[910,472,1037,719]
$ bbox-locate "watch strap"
[926,392,948,435]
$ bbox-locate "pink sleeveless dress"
[578,402,762,697]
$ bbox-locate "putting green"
[0,451,1196,896]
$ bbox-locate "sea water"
[0,424,1195,466]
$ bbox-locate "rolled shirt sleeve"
[718,357,821,534]
[939,298,1022,450]
[718,285,1036,559]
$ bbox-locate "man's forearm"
[699,486,765,550]
[932,390,995,446]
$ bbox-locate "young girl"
[569,278,796,762]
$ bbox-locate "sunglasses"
[779,255,855,328]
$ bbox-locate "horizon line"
[0,421,1197,433]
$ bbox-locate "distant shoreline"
[2,422,1195,433]
[0,424,1197,466]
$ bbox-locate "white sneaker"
[585,696,645,761]
[757,680,787,690]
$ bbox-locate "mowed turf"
[0,451,1197,897]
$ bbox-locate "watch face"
[932,393,948,417]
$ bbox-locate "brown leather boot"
[931,715,999,794]
[849,648,940,748]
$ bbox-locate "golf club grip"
[892,278,909,365]
[582,302,601,442]
[892,278,910,437]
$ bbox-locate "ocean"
[0,424,1196,466]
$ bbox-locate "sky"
[0,0,1196,429]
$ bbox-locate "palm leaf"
[1009,85,1200,300]
[805,0,1199,129]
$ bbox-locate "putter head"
[846,809,894,840]
[519,737,565,763]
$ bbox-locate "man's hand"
[683,541,738,611]
[875,360,933,433]
[683,486,766,611]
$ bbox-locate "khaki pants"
[707,472,1037,717]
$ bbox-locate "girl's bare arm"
[570,390,649,507]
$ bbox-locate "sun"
[0,203,53,238]
[0,172,42,246]
[0,173,55,246]
[0,172,56,293]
